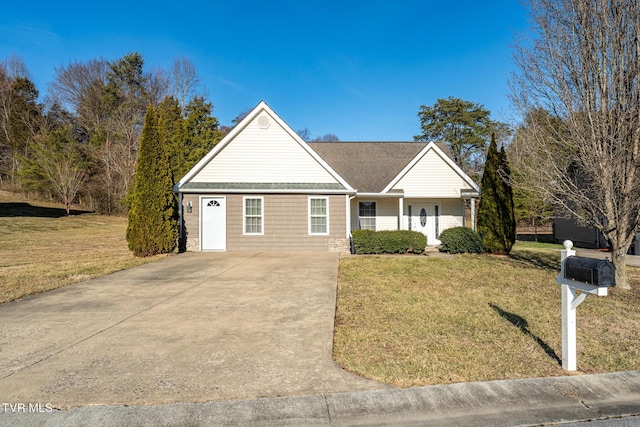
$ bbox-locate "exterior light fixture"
[186,201,192,213]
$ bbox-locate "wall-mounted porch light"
[186,201,193,213]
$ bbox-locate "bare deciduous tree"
[48,59,108,134]
[510,0,640,289]
[169,56,201,113]
[0,57,41,184]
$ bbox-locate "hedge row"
[352,229,427,254]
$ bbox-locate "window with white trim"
[243,197,263,235]
[358,201,376,230]
[309,197,329,235]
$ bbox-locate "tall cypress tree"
[477,133,515,254]
[499,145,516,251]
[126,105,178,256]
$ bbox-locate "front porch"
[348,194,478,246]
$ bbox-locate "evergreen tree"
[126,105,178,257]
[179,96,221,179]
[477,134,516,254]
[156,96,183,180]
[498,145,516,250]
[414,97,500,180]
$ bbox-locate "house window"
[359,201,376,230]
[243,197,263,235]
[309,197,329,235]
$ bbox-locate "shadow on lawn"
[489,303,561,366]
[509,250,560,272]
[0,202,92,218]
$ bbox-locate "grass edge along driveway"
[333,244,640,387]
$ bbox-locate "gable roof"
[383,141,480,194]
[308,141,452,193]
[176,101,479,197]
[176,101,354,193]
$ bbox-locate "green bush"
[352,229,427,254]
[439,227,484,254]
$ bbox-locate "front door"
[410,202,440,245]
[201,197,226,251]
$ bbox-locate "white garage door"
[201,197,226,251]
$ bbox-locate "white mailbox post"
[556,240,614,371]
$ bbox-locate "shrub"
[352,230,427,254]
[439,227,484,254]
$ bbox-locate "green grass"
[0,192,165,303]
[334,244,640,386]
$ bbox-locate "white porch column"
[398,197,404,229]
[470,198,476,231]
[345,195,350,237]
[178,192,184,244]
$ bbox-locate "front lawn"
[0,192,164,303]
[333,243,640,386]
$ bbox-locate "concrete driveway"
[0,252,385,409]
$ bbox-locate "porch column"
[178,192,184,243]
[470,198,476,231]
[398,197,404,229]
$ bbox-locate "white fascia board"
[381,141,480,194]
[355,192,405,198]
[178,188,356,195]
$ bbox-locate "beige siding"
[192,112,339,184]
[184,194,347,251]
[440,199,465,230]
[182,194,201,251]
[376,199,400,230]
[391,148,475,197]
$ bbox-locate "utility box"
[563,256,616,287]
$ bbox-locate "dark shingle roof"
[309,142,446,193]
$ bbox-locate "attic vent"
[257,114,271,129]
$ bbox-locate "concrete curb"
[3,371,640,426]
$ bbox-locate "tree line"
[0,52,222,215]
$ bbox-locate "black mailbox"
[564,256,616,287]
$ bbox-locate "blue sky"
[1,1,529,141]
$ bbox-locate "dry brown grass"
[333,244,640,387]
[0,192,164,303]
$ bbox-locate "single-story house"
[175,101,480,252]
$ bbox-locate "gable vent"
[257,114,271,129]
